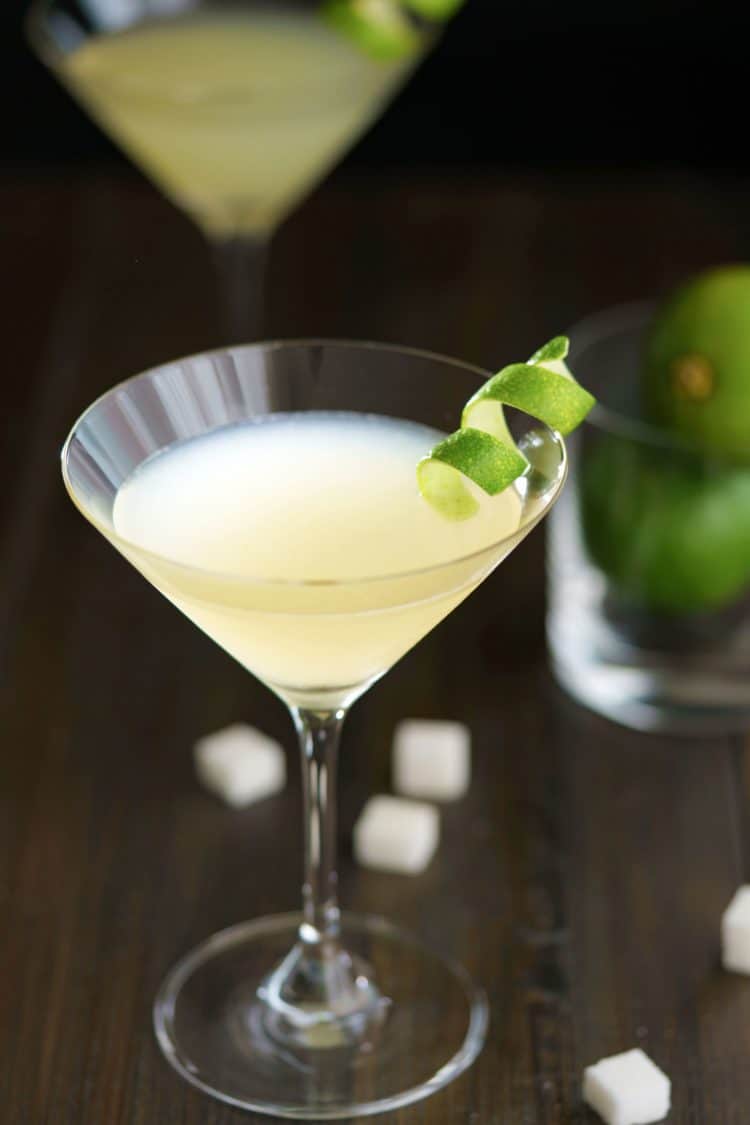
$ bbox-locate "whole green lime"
[643,264,750,459]
[580,435,750,614]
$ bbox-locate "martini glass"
[27,0,431,339]
[61,340,567,1118]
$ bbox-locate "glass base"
[548,595,750,735]
[153,912,488,1119]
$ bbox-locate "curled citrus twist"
[322,0,463,60]
[417,336,595,519]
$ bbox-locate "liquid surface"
[111,412,523,706]
[61,5,422,235]
[113,413,522,581]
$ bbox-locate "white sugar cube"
[721,885,750,974]
[392,719,470,801]
[353,795,439,875]
[194,723,286,808]
[583,1048,671,1125]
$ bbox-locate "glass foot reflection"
[154,912,488,1119]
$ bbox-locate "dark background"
[5,0,748,174]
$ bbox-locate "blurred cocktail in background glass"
[27,0,437,338]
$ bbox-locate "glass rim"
[61,337,568,591]
[567,298,719,454]
[26,0,435,89]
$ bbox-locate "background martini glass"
[61,340,567,1118]
[27,0,432,340]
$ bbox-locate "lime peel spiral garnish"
[321,0,463,60]
[401,0,465,17]
[417,336,595,520]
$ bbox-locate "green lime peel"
[417,336,595,520]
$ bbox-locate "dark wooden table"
[4,167,750,1124]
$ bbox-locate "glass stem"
[292,706,344,946]
[212,232,269,344]
[259,705,383,1049]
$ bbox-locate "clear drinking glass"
[62,340,568,1118]
[27,0,432,339]
[547,302,750,735]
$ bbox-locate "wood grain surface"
[3,168,750,1124]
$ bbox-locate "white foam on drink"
[113,412,522,582]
